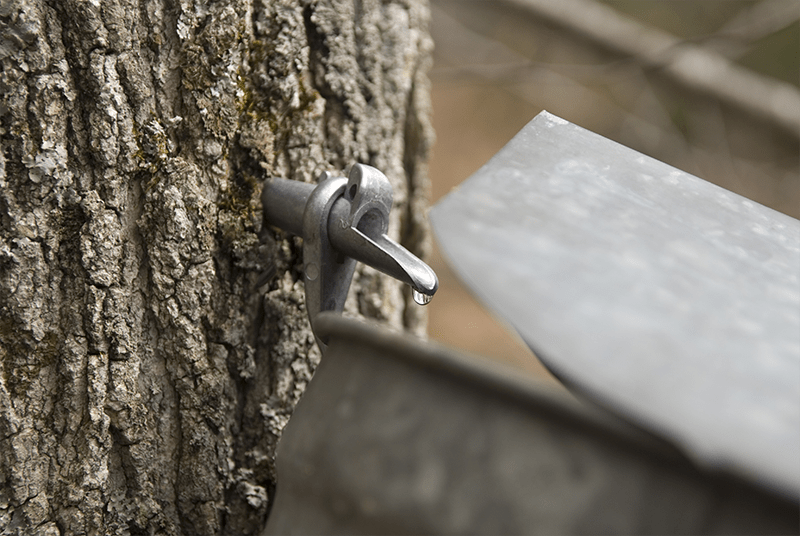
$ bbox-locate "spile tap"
[262,164,438,349]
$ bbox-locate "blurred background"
[424,0,799,382]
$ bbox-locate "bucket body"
[264,314,797,534]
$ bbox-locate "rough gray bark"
[0,0,434,534]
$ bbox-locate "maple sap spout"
[327,200,439,303]
[261,165,438,347]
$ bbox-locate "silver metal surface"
[264,314,799,535]
[301,172,352,347]
[327,165,438,298]
[262,164,438,348]
[328,201,439,299]
[431,111,800,499]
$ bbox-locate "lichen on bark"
[0,0,434,533]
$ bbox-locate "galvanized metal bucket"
[264,313,797,535]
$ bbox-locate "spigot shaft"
[261,178,313,237]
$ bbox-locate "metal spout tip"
[408,266,439,299]
[408,265,438,305]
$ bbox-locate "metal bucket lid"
[431,111,800,499]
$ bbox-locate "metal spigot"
[262,164,438,349]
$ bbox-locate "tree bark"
[0,0,434,533]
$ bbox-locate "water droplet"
[412,289,432,306]
[305,263,319,281]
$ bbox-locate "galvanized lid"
[431,111,800,499]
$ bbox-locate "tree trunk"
[0,0,434,533]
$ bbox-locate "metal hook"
[262,164,439,350]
